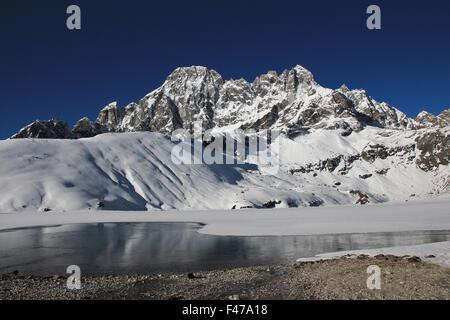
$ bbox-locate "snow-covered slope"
[0,133,245,212]
[1,127,448,212]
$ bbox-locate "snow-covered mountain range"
[11,66,450,139]
[2,65,449,213]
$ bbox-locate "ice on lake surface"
[0,222,449,275]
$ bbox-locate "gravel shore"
[1,256,449,300]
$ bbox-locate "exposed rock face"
[414,111,439,129]
[416,129,450,171]
[290,154,363,176]
[360,143,415,164]
[72,117,103,138]
[361,144,389,163]
[215,79,255,127]
[350,190,370,205]
[95,102,125,132]
[163,66,223,130]
[414,109,450,129]
[118,66,224,134]
[438,108,450,127]
[343,89,413,129]
[11,120,73,139]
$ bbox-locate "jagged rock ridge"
[11,65,450,140]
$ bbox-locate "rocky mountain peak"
[73,117,103,138]
[162,66,224,93]
[438,108,450,127]
[11,119,73,139]
[342,89,412,129]
[414,109,450,129]
[414,111,439,128]
[95,101,125,132]
[338,84,350,93]
[290,65,315,83]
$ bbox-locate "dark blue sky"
[1,0,450,138]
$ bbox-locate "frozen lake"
[0,222,449,276]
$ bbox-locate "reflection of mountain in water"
[0,223,449,275]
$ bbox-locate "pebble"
[407,256,422,263]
